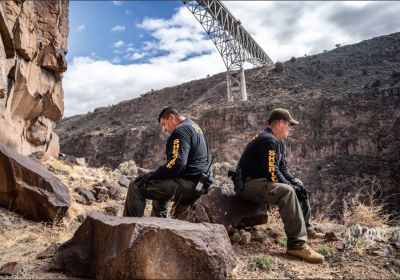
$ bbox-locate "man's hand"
[134,171,155,184]
[292,178,303,187]
[291,181,309,201]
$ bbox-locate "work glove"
[134,171,155,184]
[291,181,309,201]
[292,178,303,187]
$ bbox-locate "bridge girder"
[183,0,273,71]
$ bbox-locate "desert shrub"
[335,69,343,76]
[111,118,122,126]
[342,176,389,227]
[391,70,400,78]
[278,237,287,247]
[290,56,296,62]
[251,254,273,271]
[361,69,368,75]
[274,61,284,73]
[371,79,381,87]
[316,245,335,257]
[117,160,138,176]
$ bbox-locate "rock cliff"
[57,32,400,218]
[0,0,68,156]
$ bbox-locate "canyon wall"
[0,0,68,156]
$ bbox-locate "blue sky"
[68,1,183,64]
[64,1,400,117]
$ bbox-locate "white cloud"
[129,52,146,60]
[112,1,122,6]
[222,1,400,61]
[113,40,125,48]
[136,7,215,63]
[63,53,225,116]
[111,57,121,64]
[110,25,125,32]
[126,47,136,53]
[76,24,85,32]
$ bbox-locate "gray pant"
[123,177,199,217]
[236,178,307,249]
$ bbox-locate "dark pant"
[123,177,199,217]
[236,178,307,249]
[298,195,312,231]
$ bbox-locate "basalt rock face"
[0,1,68,157]
[57,32,400,217]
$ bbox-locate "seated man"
[232,108,324,263]
[123,107,212,218]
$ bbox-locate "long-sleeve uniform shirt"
[237,128,296,185]
[152,119,212,183]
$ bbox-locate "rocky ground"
[0,157,399,279]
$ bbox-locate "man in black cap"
[123,107,212,217]
[233,108,324,263]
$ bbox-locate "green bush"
[251,254,273,271]
[278,237,287,247]
[290,56,296,62]
[316,245,335,257]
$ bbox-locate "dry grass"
[341,176,390,227]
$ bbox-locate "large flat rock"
[172,185,268,232]
[0,144,70,221]
[53,211,237,279]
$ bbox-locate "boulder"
[75,187,96,205]
[172,185,268,232]
[0,262,23,276]
[53,211,237,279]
[0,144,71,221]
[118,175,130,188]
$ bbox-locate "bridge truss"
[183,0,273,101]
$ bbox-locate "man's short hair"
[267,108,299,125]
[158,107,181,123]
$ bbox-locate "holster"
[228,169,244,193]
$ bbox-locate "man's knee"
[126,180,144,201]
[271,182,295,198]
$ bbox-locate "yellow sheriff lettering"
[268,150,278,182]
[166,139,180,169]
[191,124,203,134]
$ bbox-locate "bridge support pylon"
[227,67,247,102]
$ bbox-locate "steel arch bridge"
[183,0,273,101]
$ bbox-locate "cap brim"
[289,119,299,125]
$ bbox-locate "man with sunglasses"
[123,107,212,218]
[233,108,324,263]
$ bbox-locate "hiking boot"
[286,246,325,263]
[307,228,325,239]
